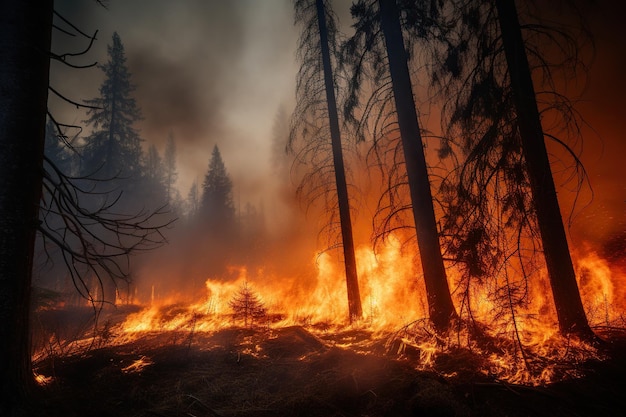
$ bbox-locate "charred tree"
[429,0,597,341]
[315,0,362,321]
[0,0,53,411]
[494,0,593,339]
[377,0,457,331]
[291,0,362,322]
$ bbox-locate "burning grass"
[30,315,626,417]
[28,236,626,415]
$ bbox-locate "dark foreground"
[26,324,626,417]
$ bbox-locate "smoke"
[51,0,298,202]
[45,0,625,305]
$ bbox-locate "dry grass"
[28,312,626,417]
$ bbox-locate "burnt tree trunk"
[378,0,457,331]
[0,0,53,412]
[494,0,594,338]
[315,0,363,322]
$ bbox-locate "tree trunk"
[494,0,594,339]
[378,0,457,331]
[316,0,363,322]
[0,0,53,413]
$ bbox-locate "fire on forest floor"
[29,306,626,417]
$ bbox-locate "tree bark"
[0,0,53,413]
[316,0,363,322]
[494,0,594,339]
[378,0,457,331]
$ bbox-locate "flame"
[34,371,53,386]
[119,235,427,335]
[121,355,154,374]
[33,233,624,387]
[576,250,624,327]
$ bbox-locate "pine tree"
[82,32,142,183]
[344,0,458,331]
[142,144,166,195]
[430,0,595,339]
[291,0,363,322]
[200,145,235,229]
[229,281,267,327]
[494,0,593,339]
[164,132,178,205]
[186,180,200,218]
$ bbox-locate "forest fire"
[5,0,625,415]
[29,235,620,388]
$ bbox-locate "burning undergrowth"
[31,236,626,390]
[29,234,626,416]
[33,299,607,390]
[30,316,626,417]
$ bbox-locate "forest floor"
[27,307,626,417]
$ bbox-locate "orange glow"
[34,372,53,386]
[119,236,428,336]
[576,249,626,327]
[33,233,624,386]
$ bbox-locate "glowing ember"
[121,356,154,374]
[34,372,53,386]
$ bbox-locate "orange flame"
[43,234,619,386]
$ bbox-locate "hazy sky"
[48,0,625,248]
[50,0,307,207]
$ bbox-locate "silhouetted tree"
[1,5,168,413]
[200,145,235,231]
[344,0,458,331]
[431,0,595,339]
[229,281,267,327]
[186,180,200,218]
[138,143,169,208]
[81,32,142,184]
[144,144,165,186]
[291,0,362,322]
[164,132,178,205]
[44,118,75,176]
[0,2,53,411]
[498,0,592,339]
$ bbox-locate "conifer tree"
[229,281,267,327]
[344,0,458,331]
[82,32,142,184]
[186,180,200,218]
[0,2,53,408]
[141,144,167,201]
[201,145,235,230]
[164,132,178,205]
[291,0,363,322]
[430,0,595,339]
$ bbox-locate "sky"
[48,0,625,252]
[50,0,304,211]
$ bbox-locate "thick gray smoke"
[50,0,299,203]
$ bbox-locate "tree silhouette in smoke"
[200,145,235,232]
[164,132,179,206]
[82,32,143,184]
